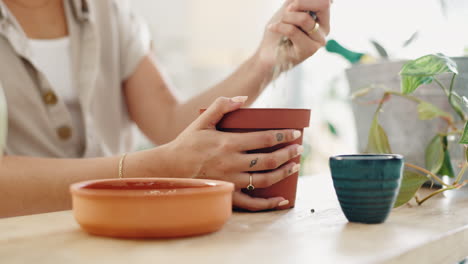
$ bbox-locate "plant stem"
[453,162,468,185]
[414,194,420,204]
[416,179,468,205]
[434,78,449,96]
[449,73,466,121]
[410,161,467,205]
[439,131,463,136]
[435,76,465,121]
[448,73,456,96]
[373,92,390,118]
[385,90,422,103]
[416,186,456,205]
[405,162,450,187]
[385,90,456,128]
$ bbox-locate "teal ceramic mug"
[329,154,404,224]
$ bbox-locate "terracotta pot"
[70,178,234,238]
[214,108,311,210]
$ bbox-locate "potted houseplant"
[347,56,468,168]
[352,53,468,206]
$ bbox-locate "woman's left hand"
[256,0,331,70]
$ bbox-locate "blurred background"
[129,0,468,175]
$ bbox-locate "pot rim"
[211,108,311,129]
[347,56,468,70]
[70,178,234,198]
[330,154,404,161]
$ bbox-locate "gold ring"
[118,153,128,179]
[309,22,320,35]
[246,174,255,191]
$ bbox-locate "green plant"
[370,31,419,60]
[353,53,468,207]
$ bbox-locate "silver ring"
[246,174,255,191]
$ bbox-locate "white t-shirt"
[29,37,85,149]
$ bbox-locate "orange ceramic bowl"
[70,178,234,238]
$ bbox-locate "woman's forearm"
[125,52,273,145]
[0,155,119,217]
[0,147,172,218]
[170,52,273,139]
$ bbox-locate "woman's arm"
[0,147,171,218]
[124,54,270,144]
[125,0,331,145]
[1,97,301,217]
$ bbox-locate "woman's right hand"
[165,96,303,211]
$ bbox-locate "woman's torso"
[0,0,150,158]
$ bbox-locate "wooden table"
[1,174,467,264]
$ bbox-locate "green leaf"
[425,135,444,173]
[394,170,428,208]
[327,122,338,136]
[400,54,458,94]
[370,40,389,59]
[437,149,455,178]
[460,94,468,108]
[400,53,458,76]
[366,117,392,154]
[417,101,451,120]
[450,92,466,110]
[449,96,465,120]
[402,31,419,48]
[439,0,448,17]
[400,75,433,95]
[459,121,468,144]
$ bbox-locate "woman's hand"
[165,96,303,211]
[256,0,331,70]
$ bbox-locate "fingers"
[288,0,331,36]
[282,11,316,35]
[241,144,303,171]
[228,129,301,151]
[268,22,324,57]
[227,161,300,190]
[196,96,247,130]
[224,162,299,190]
[233,191,289,211]
[281,11,326,46]
[289,0,331,11]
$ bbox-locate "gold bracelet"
[118,153,128,179]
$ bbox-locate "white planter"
[346,57,468,193]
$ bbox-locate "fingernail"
[293,130,301,139]
[231,96,248,103]
[297,145,304,155]
[288,4,295,11]
[267,23,275,30]
[278,200,290,207]
[292,164,300,173]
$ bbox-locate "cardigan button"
[57,126,72,140]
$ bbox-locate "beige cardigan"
[0,0,150,158]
